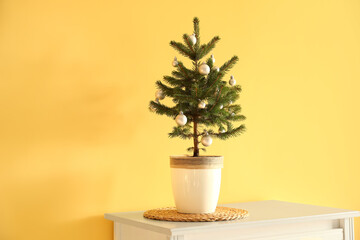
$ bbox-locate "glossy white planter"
[170,156,223,214]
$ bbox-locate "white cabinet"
[104,200,359,240]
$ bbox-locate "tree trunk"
[193,60,199,157]
[193,117,199,157]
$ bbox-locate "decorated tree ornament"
[219,128,226,133]
[229,75,236,86]
[198,100,206,109]
[198,63,210,75]
[172,57,178,67]
[150,98,160,112]
[189,33,197,45]
[155,90,165,100]
[148,17,246,158]
[201,133,213,147]
[229,100,233,105]
[211,54,215,63]
[175,111,187,126]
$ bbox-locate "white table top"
[104,200,360,235]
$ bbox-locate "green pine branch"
[169,126,192,139]
[163,75,183,87]
[170,41,194,59]
[176,61,193,78]
[171,70,184,79]
[220,56,239,73]
[155,80,174,96]
[197,36,220,60]
[212,124,246,140]
[193,17,200,51]
[149,100,178,117]
[193,17,200,39]
[183,34,196,57]
[187,147,206,152]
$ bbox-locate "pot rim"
[170,155,223,158]
[170,155,223,169]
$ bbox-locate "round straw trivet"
[143,207,249,222]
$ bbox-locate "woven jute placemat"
[143,207,249,222]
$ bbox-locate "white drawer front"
[185,219,341,240]
[249,229,343,240]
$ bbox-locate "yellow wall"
[1,0,360,239]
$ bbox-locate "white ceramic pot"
[170,156,223,214]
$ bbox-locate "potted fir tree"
[149,17,246,214]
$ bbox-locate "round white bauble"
[155,90,165,100]
[175,111,187,126]
[213,66,219,72]
[211,54,215,63]
[172,57,178,67]
[229,75,236,86]
[189,33,197,45]
[198,101,206,109]
[198,63,210,75]
[219,104,223,109]
[201,134,213,147]
[219,128,226,133]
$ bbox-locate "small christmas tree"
[149,17,246,157]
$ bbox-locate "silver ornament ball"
[211,54,215,63]
[219,128,226,133]
[201,134,213,147]
[189,33,197,45]
[155,90,165,100]
[229,75,236,86]
[219,104,223,109]
[198,101,206,109]
[175,111,187,126]
[213,66,219,72]
[198,63,210,75]
[172,57,178,67]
